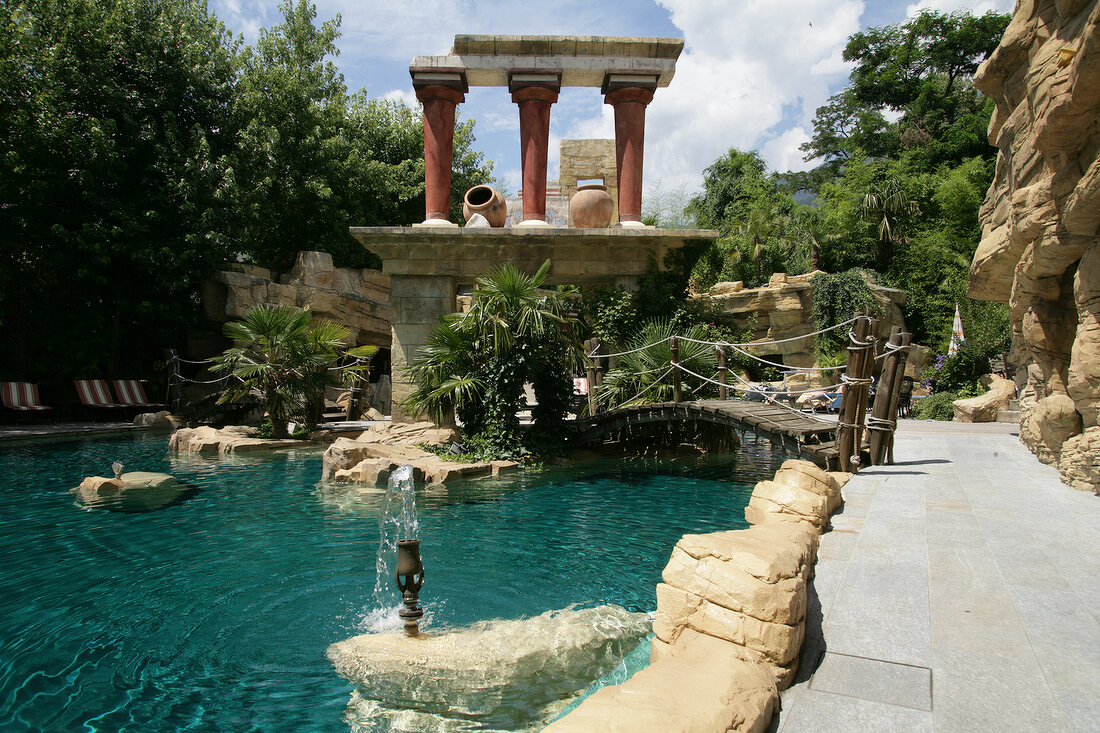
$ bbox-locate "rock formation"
[969,0,1100,491]
[952,374,1017,422]
[551,460,851,732]
[329,605,650,732]
[168,425,310,454]
[701,272,910,387]
[202,251,391,348]
[72,471,190,512]
[321,421,518,486]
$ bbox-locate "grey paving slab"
[809,652,931,710]
[775,423,1098,733]
[777,688,933,732]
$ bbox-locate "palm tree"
[861,178,920,271]
[209,305,351,438]
[404,260,587,451]
[596,320,718,410]
[783,206,831,273]
[734,206,780,284]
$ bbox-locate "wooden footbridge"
[570,316,915,472]
[569,399,842,467]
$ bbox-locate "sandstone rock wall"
[549,460,852,732]
[703,272,908,373]
[969,0,1100,491]
[202,251,392,347]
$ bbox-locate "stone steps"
[997,399,1021,423]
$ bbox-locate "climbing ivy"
[811,270,881,356]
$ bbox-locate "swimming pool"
[0,434,783,731]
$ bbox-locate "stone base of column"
[413,219,460,228]
[516,218,551,227]
[617,220,652,228]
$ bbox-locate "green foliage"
[404,261,586,460]
[0,0,239,385]
[811,270,880,355]
[923,341,993,393]
[208,305,350,438]
[910,390,959,421]
[0,0,496,389]
[806,9,1010,172]
[596,320,718,409]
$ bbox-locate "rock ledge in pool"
[168,425,310,455]
[328,605,650,731]
[73,471,190,512]
[321,421,519,486]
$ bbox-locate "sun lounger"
[111,379,166,410]
[1,382,52,421]
[74,379,129,417]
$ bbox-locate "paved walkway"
[776,420,1100,732]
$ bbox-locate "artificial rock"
[969,0,1100,491]
[952,374,1018,422]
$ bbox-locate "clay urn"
[569,184,615,228]
[462,185,507,228]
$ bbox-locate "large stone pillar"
[389,275,456,423]
[604,86,654,227]
[511,78,559,226]
[415,85,465,227]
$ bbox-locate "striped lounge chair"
[112,380,165,411]
[1,382,52,421]
[74,379,128,418]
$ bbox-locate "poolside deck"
[776,420,1099,731]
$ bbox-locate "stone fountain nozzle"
[395,538,424,636]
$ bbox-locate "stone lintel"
[349,226,717,285]
[410,54,678,88]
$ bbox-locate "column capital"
[604,86,654,107]
[510,86,559,105]
[415,84,466,106]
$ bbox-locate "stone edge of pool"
[543,459,850,733]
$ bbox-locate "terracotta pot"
[462,185,507,227]
[570,184,615,228]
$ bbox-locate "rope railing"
[674,362,834,423]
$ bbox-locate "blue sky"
[209,0,1014,198]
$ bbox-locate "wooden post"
[868,326,901,465]
[670,336,682,403]
[585,337,599,415]
[852,317,877,466]
[716,345,728,400]
[885,332,912,464]
[836,316,870,472]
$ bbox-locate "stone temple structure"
[968,0,1100,492]
[353,35,718,422]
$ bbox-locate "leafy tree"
[209,305,351,438]
[803,10,1009,170]
[405,261,586,458]
[232,0,351,271]
[0,0,238,385]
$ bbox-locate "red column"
[416,85,465,224]
[511,86,558,225]
[604,87,654,226]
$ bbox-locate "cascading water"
[361,465,422,633]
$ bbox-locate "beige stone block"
[774,460,842,514]
[675,524,819,584]
[744,480,829,529]
[548,627,776,733]
[661,545,806,624]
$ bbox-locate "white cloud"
[557,0,865,194]
[381,88,419,109]
[905,0,1015,16]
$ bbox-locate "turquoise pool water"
[0,434,783,731]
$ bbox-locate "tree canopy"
[0,0,495,395]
